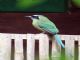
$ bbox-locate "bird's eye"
[31,16,39,19]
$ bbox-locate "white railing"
[0,33,80,60]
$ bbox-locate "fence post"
[78,35,80,60]
[14,34,24,60]
[38,34,49,60]
[0,33,11,60]
[51,36,61,60]
[65,35,74,60]
[27,34,35,60]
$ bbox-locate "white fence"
[0,33,80,60]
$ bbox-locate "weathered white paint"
[78,35,80,60]
[14,34,24,60]
[38,34,49,60]
[0,33,80,60]
[52,36,61,60]
[27,34,35,60]
[65,35,74,60]
[0,34,11,60]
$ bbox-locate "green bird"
[25,15,65,48]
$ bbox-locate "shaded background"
[0,10,80,35]
[0,0,67,12]
[0,0,80,35]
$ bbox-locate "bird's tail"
[54,34,65,48]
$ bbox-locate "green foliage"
[72,0,80,8]
[0,0,68,12]
[16,0,46,10]
[35,48,78,60]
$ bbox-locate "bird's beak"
[25,16,33,20]
[25,16,32,18]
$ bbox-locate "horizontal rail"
[0,33,80,41]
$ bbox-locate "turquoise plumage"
[54,34,65,48]
[25,15,65,48]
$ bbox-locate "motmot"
[25,15,65,48]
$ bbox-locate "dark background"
[0,4,80,35]
[0,11,80,35]
[0,0,67,12]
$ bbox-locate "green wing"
[38,21,59,34]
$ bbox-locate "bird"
[25,15,65,48]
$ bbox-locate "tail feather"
[54,34,65,48]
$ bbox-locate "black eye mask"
[31,16,39,19]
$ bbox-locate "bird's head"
[25,15,46,21]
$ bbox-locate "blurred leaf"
[16,0,47,10]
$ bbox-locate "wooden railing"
[0,33,80,60]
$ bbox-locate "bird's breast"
[32,20,43,31]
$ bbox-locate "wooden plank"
[14,34,24,60]
[60,35,79,41]
[78,35,80,60]
[27,34,35,60]
[52,36,61,60]
[0,33,79,40]
[65,35,74,60]
[11,34,27,39]
[38,34,49,60]
[74,35,78,40]
[0,33,11,60]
